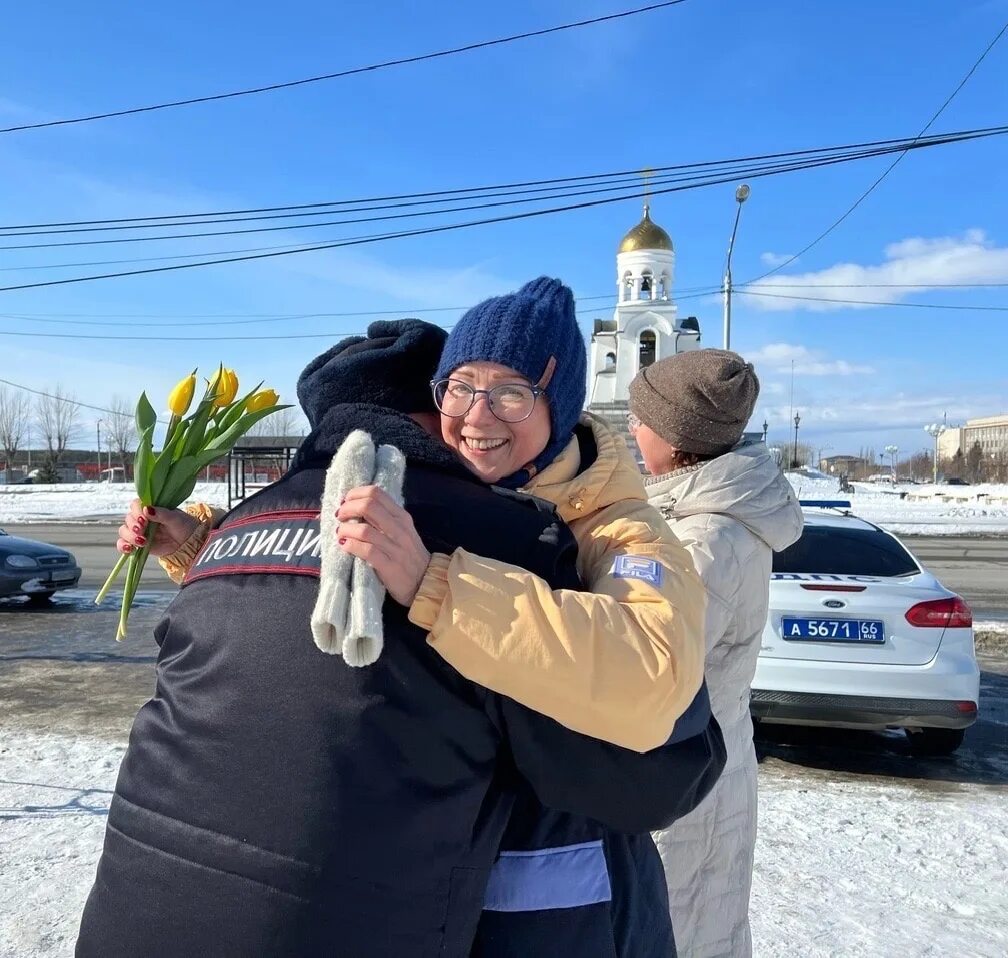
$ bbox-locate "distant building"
[937,414,1008,460]
[820,454,868,475]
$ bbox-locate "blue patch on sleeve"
[612,554,663,586]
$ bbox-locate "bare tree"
[0,385,31,482]
[34,386,80,480]
[105,394,137,478]
[907,451,933,482]
[243,406,306,482]
[246,405,305,440]
[966,441,984,484]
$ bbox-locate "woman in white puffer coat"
[628,349,804,958]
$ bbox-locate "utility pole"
[96,420,102,481]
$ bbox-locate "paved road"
[2,521,177,593]
[903,536,1008,618]
[4,524,1006,615]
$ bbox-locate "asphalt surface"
[1,588,1005,791]
[3,523,1005,614]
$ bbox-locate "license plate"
[781,617,885,643]
[51,570,78,583]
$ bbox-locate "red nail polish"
[137,516,147,527]
[144,507,155,517]
[339,537,347,546]
[123,544,133,553]
[135,535,146,546]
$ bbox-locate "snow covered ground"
[784,473,1008,536]
[3,477,1008,535]
[1,725,1005,958]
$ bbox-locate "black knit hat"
[297,319,448,429]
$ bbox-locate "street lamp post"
[762,419,769,443]
[924,424,946,485]
[792,411,801,468]
[884,444,899,482]
[723,183,751,351]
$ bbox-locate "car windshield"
[773,525,920,577]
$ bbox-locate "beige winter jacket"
[408,413,706,752]
[650,443,804,958]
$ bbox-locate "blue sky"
[1,0,1006,458]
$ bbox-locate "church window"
[639,329,656,369]
[658,272,670,300]
[639,269,653,301]
[622,271,633,302]
[604,351,616,369]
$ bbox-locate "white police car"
[750,502,980,756]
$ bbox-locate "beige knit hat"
[628,348,760,455]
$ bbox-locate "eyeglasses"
[431,378,543,423]
[626,411,641,433]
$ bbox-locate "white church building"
[587,202,702,448]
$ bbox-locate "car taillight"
[904,596,973,629]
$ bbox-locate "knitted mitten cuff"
[407,553,451,631]
[158,502,220,584]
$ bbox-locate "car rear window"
[773,525,919,577]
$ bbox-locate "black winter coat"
[77,405,723,958]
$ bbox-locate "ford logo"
[823,599,845,609]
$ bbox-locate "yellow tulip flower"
[208,367,240,408]
[166,371,197,417]
[246,389,280,413]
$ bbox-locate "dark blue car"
[0,529,81,601]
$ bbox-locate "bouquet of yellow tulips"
[96,365,289,640]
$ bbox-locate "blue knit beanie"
[435,276,587,486]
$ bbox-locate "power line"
[738,289,1008,310]
[3,159,882,250]
[3,123,1004,235]
[746,18,1008,284]
[0,376,166,421]
[740,282,1008,288]
[5,138,994,250]
[0,1,689,136]
[3,128,1004,295]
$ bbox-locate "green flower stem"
[116,543,152,642]
[94,551,129,605]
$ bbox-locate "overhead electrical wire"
[737,289,1008,311]
[1,124,1004,239]
[2,126,1005,295]
[745,17,1008,284]
[0,1,690,135]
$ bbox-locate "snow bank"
[752,770,1008,957]
[784,473,1008,536]
[2,727,1005,957]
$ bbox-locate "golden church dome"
[618,204,673,254]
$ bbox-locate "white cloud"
[744,230,1008,311]
[748,343,874,376]
[759,251,794,268]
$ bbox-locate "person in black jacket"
[78,321,723,958]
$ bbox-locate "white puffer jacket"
[649,443,803,958]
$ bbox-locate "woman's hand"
[117,499,200,558]
[336,486,431,607]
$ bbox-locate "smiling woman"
[336,275,709,752]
